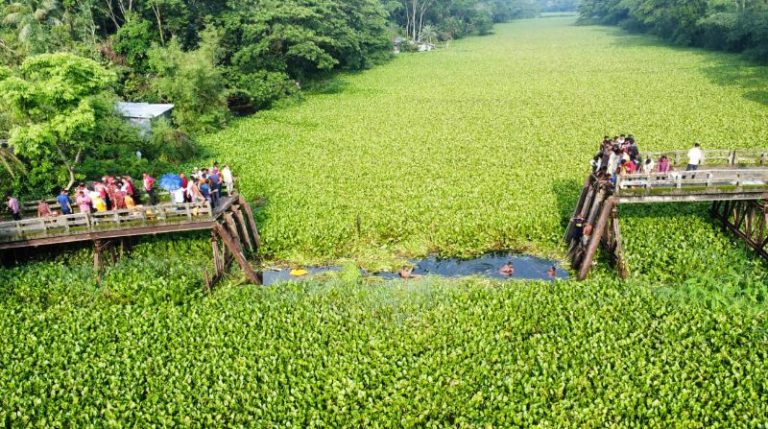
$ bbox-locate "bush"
[234,71,297,112]
[146,117,198,163]
[473,13,495,36]
[147,27,228,135]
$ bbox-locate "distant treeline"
[578,0,768,62]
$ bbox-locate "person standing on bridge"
[222,165,234,196]
[57,189,72,215]
[37,200,53,217]
[687,143,704,171]
[657,155,671,173]
[143,173,157,205]
[76,190,92,214]
[6,192,21,221]
[208,170,221,209]
[643,158,655,174]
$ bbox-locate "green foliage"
[1,275,768,426]
[203,18,768,295]
[147,27,228,134]
[578,0,768,62]
[0,0,541,133]
[112,17,155,69]
[233,71,297,112]
[0,52,117,191]
[0,18,768,425]
[389,0,538,42]
[146,117,198,163]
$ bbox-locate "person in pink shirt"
[121,176,136,201]
[76,191,92,214]
[6,192,21,220]
[143,173,157,205]
[657,155,671,173]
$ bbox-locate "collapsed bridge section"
[566,167,768,280]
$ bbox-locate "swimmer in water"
[499,262,515,276]
[547,266,557,278]
[399,266,415,279]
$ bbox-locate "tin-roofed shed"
[116,102,174,137]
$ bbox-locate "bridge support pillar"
[93,239,118,284]
[711,199,768,260]
[577,197,616,280]
[605,205,629,279]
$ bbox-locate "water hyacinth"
[1,17,768,426]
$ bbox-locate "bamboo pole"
[565,175,593,242]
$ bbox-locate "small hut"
[116,102,174,137]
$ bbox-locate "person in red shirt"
[143,173,157,205]
[180,173,190,203]
[625,159,637,174]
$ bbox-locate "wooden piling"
[578,197,615,281]
[238,196,262,251]
[234,208,254,253]
[214,223,261,284]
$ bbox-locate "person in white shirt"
[607,147,622,176]
[222,165,234,195]
[642,158,655,174]
[687,143,704,171]
[172,187,185,205]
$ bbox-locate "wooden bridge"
[0,194,262,288]
[566,149,768,280]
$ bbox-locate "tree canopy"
[578,0,768,61]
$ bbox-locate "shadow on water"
[701,62,768,108]
[598,23,768,108]
[262,252,568,286]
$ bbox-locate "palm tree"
[420,24,438,44]
[0,143,25,180]
[2,0,63,54]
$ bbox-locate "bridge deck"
[0,196,237,251]
[615,169,768,204]
[566,162,768,281]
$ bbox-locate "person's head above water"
[500,262,515,276]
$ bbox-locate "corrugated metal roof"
[116,102,174,119]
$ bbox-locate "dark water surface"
[262,252,568,286]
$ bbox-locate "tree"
[0,53,116,190]
[0,144,25,184]
[147,26,228,134]
[421,24,438,43]
[2,0,64,55]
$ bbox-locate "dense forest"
[0,0,556,197]
[578,0,768,62]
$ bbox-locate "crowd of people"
[571,135,708,254]
[4,163,235,221]
[590,134,705,183]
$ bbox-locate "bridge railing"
[616,169,768,197]
[642,149,768,168]
[0,202,213,243]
